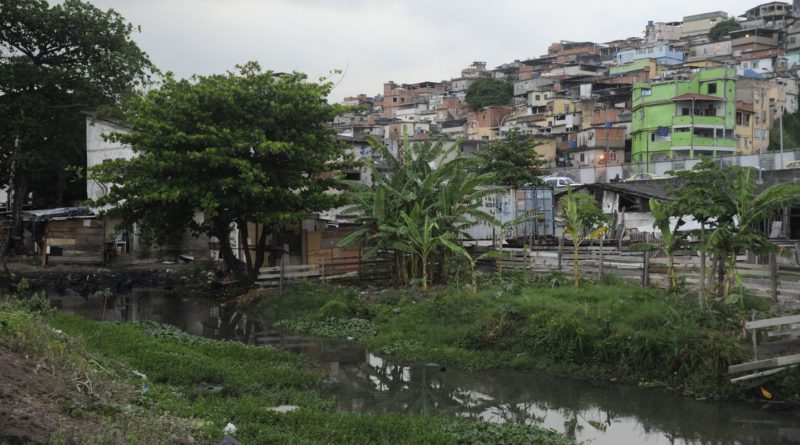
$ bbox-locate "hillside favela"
[5,0,800,444]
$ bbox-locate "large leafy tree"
[0,0,152,248]
[768,108,800,151]
[477,128,548,188]
[465,77,512,109]
[91,62,352,282]
[709,19,741,42]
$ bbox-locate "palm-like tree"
[339,134,498,288]
[707,167,800,299]
[560,187,608,289]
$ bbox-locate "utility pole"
[780,105,785,168]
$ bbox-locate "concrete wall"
[86,118,134,202]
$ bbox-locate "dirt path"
[0,347,101,444]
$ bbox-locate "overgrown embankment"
[259,274,763,399]
[0,291,572,445]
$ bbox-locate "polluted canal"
[51,289,800,445]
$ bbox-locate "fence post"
[279,255,286,294]
[558,236,563,273]
[769,250,778,302]
[358,255,363,281]
[321,257,326,281]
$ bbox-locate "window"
[392,97,397,103]
[535,95,540,101]
[682,107,690,116]
[707,83,717,94]
[641,89,652,96]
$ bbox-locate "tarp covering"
[22,207,93,222]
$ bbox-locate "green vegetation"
[477,128,549,189]
[465,77,513,109]
[559,188,608,288]
[769,107,800,151]
[259,279,752,398]
[339,135,498,289]
[631,198,688,299]
[669,160,800,302]
[0,290,571,444]
[709,18,741,42]
[0,0,153,249]
[90,62,353,283]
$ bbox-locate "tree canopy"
[709,19,741,42]
[90,62,352,281]
[477,128,548,188]
[768,108,800,151]
[465,77,512,109]
[669,159,800,298]
[0,0,152,247]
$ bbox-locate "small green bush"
[316,300,351,320]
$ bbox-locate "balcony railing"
[672,115,726,127]
[670,134,735,148]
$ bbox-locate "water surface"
[52,289,800,445]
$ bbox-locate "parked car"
[543,176,581,187]
[784,160,800,169]
[624,172,670,182]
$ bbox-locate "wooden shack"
[41,216,105,266]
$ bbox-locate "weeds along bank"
[0,291,572,445]
[259,274,780,400]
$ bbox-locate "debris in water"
[223,422,237,434]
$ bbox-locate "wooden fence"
[492,244,800,303]
[256,256,391,288]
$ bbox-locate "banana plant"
[440,239,501,295]
[631,198,686,300]
[560,186,608,289]
[394,205,454,294]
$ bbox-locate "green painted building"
[631,68,736,163]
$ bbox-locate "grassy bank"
[0,293,572,444]
[258,274,757,399]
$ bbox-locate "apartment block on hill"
[631,68,737,162]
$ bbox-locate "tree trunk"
[573,240,580,288]
[215,223,246,282]
[717,254,726,299]
[8,175,28,254]
[253,224,270,276]
[238,219,254,283]
[421,254,428,295]
[700,223,706,295]
[668,252,677,303]
[471,264,477,295]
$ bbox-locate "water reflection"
[52,291,800,445]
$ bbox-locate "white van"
[543,176,581,187]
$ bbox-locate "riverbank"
[0,293,573,444]
[257,273,796,402]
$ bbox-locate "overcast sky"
[89,0,764,102]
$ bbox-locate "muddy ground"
[0,347,101,444]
